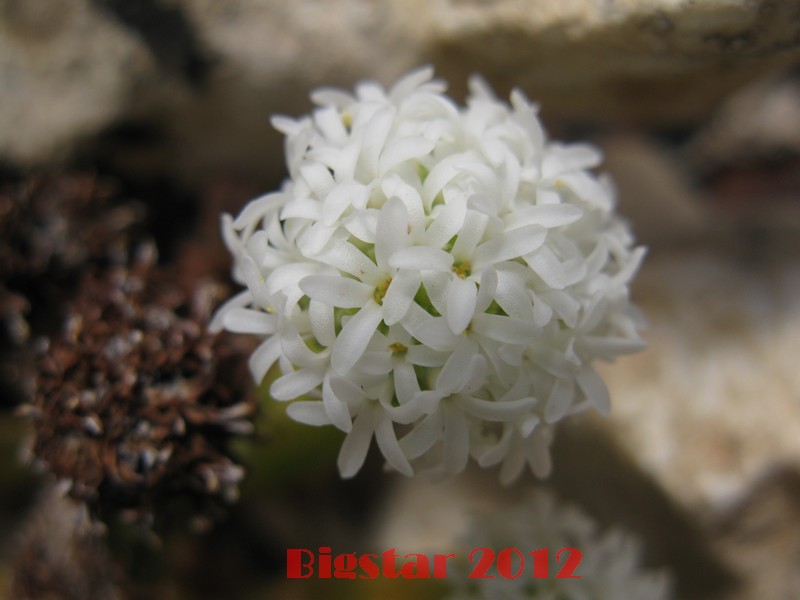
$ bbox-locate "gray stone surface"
[2,0,800,183]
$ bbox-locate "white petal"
[300,163,336,199]
[286,401,332,426]
[280,197,321,221]
[499,439,526,485]
[420,271,449,315]
[542,143,602,178]
[526,429,553,478]
[248,337,282,383]
[560,172,610,209]
[425,194,467,248]
[322,182,369,226]
[322,375,356,432]
[280,326,324,367]
[495,270,534,321]
[266,263,319,296]
[451,210,488,260]
[474,267,498,314]
[539,290,580,327]
[507,204,583,230]
[333,141,361,181]
[308,300,336,347]
[399,412,442,459]
[579,294,609,333]
[240,256,271,308]
[536,188,562,205]
[313,105,348,144]
[405,345,448,367]
[422,155,462,210]
[477,427,513,467]
[471,313,539,345]
[375,414,413,476]
[381,175,425,235]
[393,361,420,405]
[382,271,420,325]
[443,407,469,475]
[526,246,586,290]
[464,354,488,393]
[446,277,477,335]
[388,65,435,102]
[331,301,383,373]
[379,137,435,175]
[544,379,574,424]
[436,340,477,394]
[500,153,521,208]
[532,295,554,327]
[314,241,379,282]
[337,409,375,478]
[356,107,395,180]
[209,290,252,333]
[460,396,535,421]
[520,415,540,438]
[405,314,459,351]
[309,87,354,108]
[580,335,647,356]
[473,225,547,269]
[328,375,368,412]
[375,197,409,270]
[343,207,378,243]
[357,351,393,375]
[611,246,647,287]
[271,368,324,401]
[577,367,611,416]
[299,275,372,307]
[388,246,453,272]
[231,192,285,229]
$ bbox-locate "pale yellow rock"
[2,0,800,177]
[600,247,800,513]
[409,0,800,121]
[0,0,153,164]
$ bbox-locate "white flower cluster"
[447,491,671,600]
[212,67,645,481]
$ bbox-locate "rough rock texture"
[0,0,153,164]
[600,247,800,513]
[2,0,800,183]
[418,0,800,122]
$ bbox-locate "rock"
[0,0,153,165]
[712,468,800,600]
[599,246,800,514]
[419,0,800,123]
[2,0,800,183]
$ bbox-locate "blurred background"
[1,1,800,598]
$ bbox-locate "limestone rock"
[600,247,800,513]
[0,0,153,165]
[2,0,800,182]
[417,0,800,123]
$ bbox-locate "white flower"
[447,491,671,600]
[213,67,645,480]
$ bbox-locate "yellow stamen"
[389,342,408,354]
[451,261,471,280]
[374,277,392,305]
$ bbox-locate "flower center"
[451,261,471,280]
[373,277,392,305]
[389,342,407,355]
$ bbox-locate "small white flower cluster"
[212,67,645,481]
[447,491,671,600]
